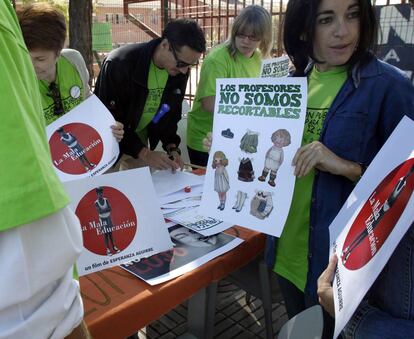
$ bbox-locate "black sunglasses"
[47,82,64,116]
[169,44,198,69]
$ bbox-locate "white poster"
[260,55,290,78]
[64,168,173,276]
[329,116,414,338]
[121,223,243,285]
[199,77,307,237]
[46,95,119,182]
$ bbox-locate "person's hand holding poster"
[46,95,119,182]
[328,116,414,338]
[199,77,307,237]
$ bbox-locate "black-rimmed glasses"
[169,44,199,68]
[236,33,260,42]
[47,82,64,116]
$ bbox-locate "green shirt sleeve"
[0,0,69,231]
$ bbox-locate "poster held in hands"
[199,77,307,237]
[46,95,119,182]
[260,55,290,78]
[328,116,414,338]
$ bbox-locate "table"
[80,226,265,339]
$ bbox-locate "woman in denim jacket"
[266,0,414,337]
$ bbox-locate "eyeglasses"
[236,33,260,42]
[169,44,199,68]
[47,82,64,116]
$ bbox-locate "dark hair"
[283,0,378,75]
[162,18,206,53]
[17,3,66,53]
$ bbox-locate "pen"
[152,104,170,123]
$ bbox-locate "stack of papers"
[152,170,233,236]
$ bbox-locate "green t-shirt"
[0,0,69,231]
[187,44,262,151]
[40,55,85,125]
[273,65,347,291]
[136,60,168,144]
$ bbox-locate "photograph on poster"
[121,224,243,285]
[64,168,173,276]
[46,95,119,181]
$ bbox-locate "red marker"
[184,186,191,193]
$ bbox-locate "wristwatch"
[167,146,181,156]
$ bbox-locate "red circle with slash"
[75,186,137,256]
[341,158,414,270]
[49,122,103,175]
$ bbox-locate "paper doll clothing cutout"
[238,158,255,182]
[250,191,273,219]
[221,128,234,139]
[240,131,259,153]
[232,191,247,212]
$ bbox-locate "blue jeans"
[344,224,414,338]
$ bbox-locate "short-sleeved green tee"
[273,65,347,291]
[187,44,262,151]
[0,0,69,232]
[39,56,84,125]
[136,60,168,144]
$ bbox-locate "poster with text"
[375,4,414,85]
[260,55,290,78]
[328,116,414,338]
[46,95,119,182]
[64,168,173,276]
[121,224,243,285]
[199,77,307,237]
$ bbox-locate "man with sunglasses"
[95,19,206,171]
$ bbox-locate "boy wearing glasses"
[17,3,124,143]
[95,19,206,172]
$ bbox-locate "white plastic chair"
[278,305,323,339]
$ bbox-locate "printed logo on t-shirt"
[303,107,328,144]
[70,85,81,99]
[75,186,138,256]
[49,122,104,175]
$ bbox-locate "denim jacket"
[344,225,414,338]
[265,57,414,303]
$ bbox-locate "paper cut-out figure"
[232,190,247,212]
[57,127,96,171]
[250,191,273,219]
[94,186,121,256]
[212,151,230,211]
[240,130,259,153]
[238,157,255,182]
[258,129,291,187]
